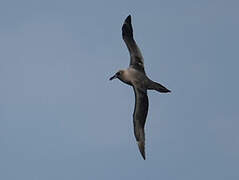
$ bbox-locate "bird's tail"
[148,80,171,93]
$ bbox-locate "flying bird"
[110,15,171,160]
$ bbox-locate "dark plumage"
[110,15,170,159]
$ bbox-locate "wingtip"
[125,15,131,24]
[122,15,133,38]
[142,154,146,160]
[138,141,146,160]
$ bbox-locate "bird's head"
[109,70,124,81]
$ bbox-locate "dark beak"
[109,74,117,80]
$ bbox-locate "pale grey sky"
[0,0,239,179]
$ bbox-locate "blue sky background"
[1,0,238,179]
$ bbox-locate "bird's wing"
[122,15,145,74]
[132,85,149,160]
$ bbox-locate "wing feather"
[132,86,149,160]
[122,15,145,74]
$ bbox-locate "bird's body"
[117,68,149,87]
[110,15,170,160]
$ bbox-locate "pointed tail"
[148,81,171,93]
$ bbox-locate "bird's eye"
[116,72,121,76]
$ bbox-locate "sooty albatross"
[110,15,171,160]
